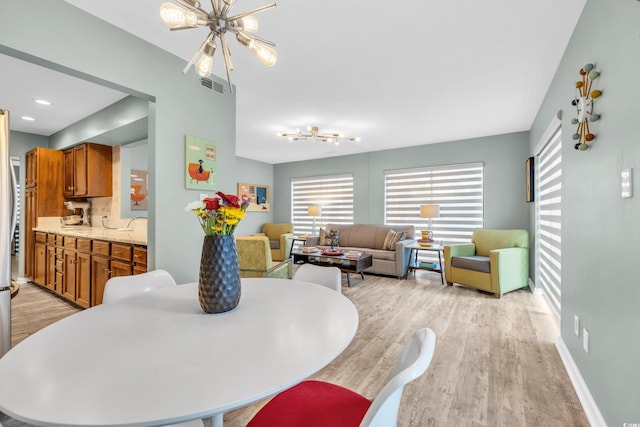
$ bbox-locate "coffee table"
[292,250,373,286]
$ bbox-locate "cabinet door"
[91,256,110,306]
[34,242,46,286]
[46,245,56,291]
[111,260,132,278]
[25,150,36,187]
[75,252,91,308]
[63,149,75,198]
[62,249,76,301]
[73,145,88,196]
[24,188,36,279]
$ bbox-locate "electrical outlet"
[583,328,590,353]
[574,315,580,337]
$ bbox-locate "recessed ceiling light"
[32,98,52,106]
[21,116,35,121]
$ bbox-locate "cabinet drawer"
[55,235,64,246]
[76,238,91,253]
[55,259,64,271]
[63,237,76,249]
[111,243,132,262]
[35,232,46,243]
[133,246,147,265]
[47,234,56,245]
[92,240,110,256]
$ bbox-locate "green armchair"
[444,228,529,298]
[256,223,294,261]
[236,235,292,279]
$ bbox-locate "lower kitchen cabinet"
[91,255,110,307]
[36,232,147,308]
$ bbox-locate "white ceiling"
[4,0,586,164]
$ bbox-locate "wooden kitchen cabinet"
[63,143,112,198]
[62,237,77,301]
[46,244,56,292]
[75,239,92,308]
[24,148,64,279]
[91,255,110,307]
[133,246,147,275]
[34,232,47,286]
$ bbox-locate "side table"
[407,244,444,284]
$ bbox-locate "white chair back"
[360,328,437,427]
[293,264,342,293]
[102,269,177,304]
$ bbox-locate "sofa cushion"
[451,256,490,273]
[382,230,407,250]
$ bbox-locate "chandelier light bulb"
[238,15,259,32]
[159,2,198,29]
[196,41,216,77]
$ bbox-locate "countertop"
[33,225,147,245]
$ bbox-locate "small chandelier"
[277,126,361,145]
[159,0,277,90]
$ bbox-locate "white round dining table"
[0,278,359,427]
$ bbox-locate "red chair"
[247,328,436,427]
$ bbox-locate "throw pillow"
[383,230,407,250]
[319,227,339,246]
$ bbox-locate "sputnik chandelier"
[277,126,361,145]
[159,0,277,90]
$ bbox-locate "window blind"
[536,130,562,315]
[291,174,354,235]
[384,162,484,244]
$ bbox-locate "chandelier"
[277,126,361,145]
[159,0,277,90]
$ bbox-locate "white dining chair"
[293,263,342,293]
[247,327,437,427]
[102,271,204,427]
[102,269,178,304]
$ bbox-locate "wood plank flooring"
[0,270,589,427]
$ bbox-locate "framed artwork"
[526,157,534,203]
[130,169,148,210]
[238,182,270,212]
[185,134,217,190]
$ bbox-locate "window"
[536,129,562,316]
[384,162,484,244]
[291,174,354,235]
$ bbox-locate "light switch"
[621,168,632,198]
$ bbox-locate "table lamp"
[308,205,322,235]
[419,204,440,240]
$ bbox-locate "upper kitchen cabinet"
[63,143,113,198]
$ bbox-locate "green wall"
[1,0,236,284]
[530,0,640,424]
[274,131,531,231]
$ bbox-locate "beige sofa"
[306,224,416,279]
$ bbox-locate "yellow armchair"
[258,223,294,261]
[236,235,292,279]
[444,228,529,298]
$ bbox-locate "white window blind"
[536,130,562,315]
[291,174,354,235]
[384,162,484,244]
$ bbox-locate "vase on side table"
[198,235,241,313]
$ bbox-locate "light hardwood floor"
[1,269,589,427]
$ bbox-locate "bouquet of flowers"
[185,191,250,236]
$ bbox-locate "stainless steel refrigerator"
[1,109,18,357]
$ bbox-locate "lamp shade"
[420,204,440,218]
[308,205,322,217]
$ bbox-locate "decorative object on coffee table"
[185,192,249,313]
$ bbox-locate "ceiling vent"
[200,77,224,94]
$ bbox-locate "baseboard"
[528,277,543,294]
[556,337,608,427]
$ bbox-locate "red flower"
[216,191,240,208]
[203,197,220,211]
